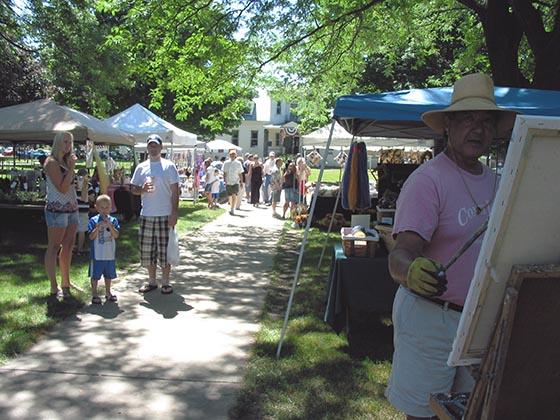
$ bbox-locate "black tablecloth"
[324,243,398,334]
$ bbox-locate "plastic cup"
[146,176,155,192]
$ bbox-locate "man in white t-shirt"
[222,149,244,216]
[262,151,276,205]
[130,134,180,295]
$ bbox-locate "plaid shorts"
[139,216,169,268]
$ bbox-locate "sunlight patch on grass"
[231,226,403,419]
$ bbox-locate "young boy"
[88,194,120,304]
[211,167,221,208]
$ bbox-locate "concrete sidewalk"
[0,204,285,419]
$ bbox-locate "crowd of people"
[198,150,311,219]
[42,131,312,306]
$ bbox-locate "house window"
[231,130,239,146]
[250,130,258,147]
[264,129,271,147]
[276,101,282,114]
[275,133,280,146]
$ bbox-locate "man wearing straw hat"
[386,73,517,419]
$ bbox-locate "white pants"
[385,287,474,417]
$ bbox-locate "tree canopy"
[1,0,558,134]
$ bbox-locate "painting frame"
[449,115,560,366]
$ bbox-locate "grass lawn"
[309,167,377,184]
[309,168,344,184]
[0,200,223,365]
[230,226,403,419]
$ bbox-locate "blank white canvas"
[449,115,560,366]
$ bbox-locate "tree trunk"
[479,0,528,87]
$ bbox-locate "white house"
[218,90,300,158]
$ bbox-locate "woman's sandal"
[91,296,102,305]
[105,294,118,302]
[161,285,173,294]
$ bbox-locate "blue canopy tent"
[276,85,560,357]
[334,86,560,139]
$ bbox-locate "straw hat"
[422,73,518,137]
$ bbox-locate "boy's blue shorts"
[89,260,117,281]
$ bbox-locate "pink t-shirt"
[393,152,497,305]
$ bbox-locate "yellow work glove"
[407,257,447,297]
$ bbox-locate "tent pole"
[316,183,342,269]
[276,119,336,359]
[316,139,353,269]
[192,146,198,204]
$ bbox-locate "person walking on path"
[236,156,245,210]
[282,162,298,219]
[262,151,276,205]
[43,131,79,299]
[270,158,284,218]
[88,194,120,304]
[131,134,180,295]
[203,158,218,209]
[385,73,517,419]
[222,149,244,215]
[248,155,263,207]
[243,153,253,202]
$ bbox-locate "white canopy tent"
[206,139,242,153]
[0,99,134,145]
[105,104,200,151]
[302,121,434,149]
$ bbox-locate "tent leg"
[317,183,342,269]
[276,119,336,359]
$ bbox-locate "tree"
[0,0,51,106]
[458,0,560,89]
[99,0,259,134]
[21,0,560,136]
[27,0,132,116]
[248,0,559,128]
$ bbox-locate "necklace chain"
[448,149,498,215]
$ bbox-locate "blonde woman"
[44,131,79,299]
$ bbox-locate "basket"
[340,227,379,258]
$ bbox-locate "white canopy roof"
[302,121,434,149]
[206,139,242,152]
[0,99,134,145]
[105,103,199,147]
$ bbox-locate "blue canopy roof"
[334,86,560,139]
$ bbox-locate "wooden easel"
[430,264,560,420]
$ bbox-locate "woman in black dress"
[248,155,263,206]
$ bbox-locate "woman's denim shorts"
[44,209,79,228]
[284,187,298,203]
